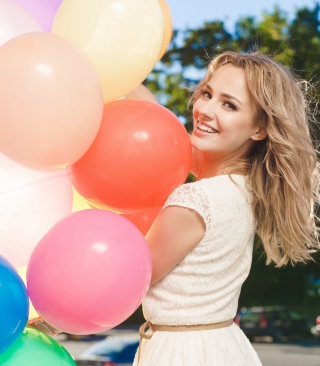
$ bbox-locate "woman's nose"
[198,102,216,121]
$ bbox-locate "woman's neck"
[196,154,246,180]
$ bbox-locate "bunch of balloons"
[0,0,193,364]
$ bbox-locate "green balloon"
[0,327,76,366]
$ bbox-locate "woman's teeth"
[197,121,218,134]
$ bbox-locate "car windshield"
[80,338,139,363]
[81,339,126,357]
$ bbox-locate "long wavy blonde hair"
[193,51,320,266]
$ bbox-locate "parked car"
[74,333,140,366]
[310,315,320,336]
[234,306,313,342]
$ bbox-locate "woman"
[132,51,320,365]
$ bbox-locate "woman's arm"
[146,205,205,285]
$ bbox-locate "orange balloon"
[0,32,103,171]
[158,0,173,60]
[69,99,192,213]
[122,206,161,235]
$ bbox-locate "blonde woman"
[133,51,320,365]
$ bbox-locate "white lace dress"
[133,175,262,366]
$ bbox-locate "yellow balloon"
[52,0,164,103]
[72,188,121,213]
[158,0,173,60]
[72,188,94,212]
[86,199,122,214]
[17,266,39,319]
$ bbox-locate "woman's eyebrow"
[221,93,242,105]
[205,84,242,105]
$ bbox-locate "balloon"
[72,188,121,213]
[71,188,94,212]
[0,327,76,366]
[158,0,173,60]
[69,99,192,213]
[0,256,28,355]
[17,267,38,319]
[123,206,161,236]
[27,210,152,334]
[0,0,42,47]
[52,0,164,103]
[0,153,72,268]
[0,32,103,171]
[12,0,63,31]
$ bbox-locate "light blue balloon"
[0,255,29,355]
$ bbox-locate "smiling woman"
[190,64,267,176]
[130,51,320,366]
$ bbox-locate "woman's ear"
[251,125,268,141]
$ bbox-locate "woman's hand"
[27,316,61,337]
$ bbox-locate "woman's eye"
[201,91,211,99]
[223,101,237,111]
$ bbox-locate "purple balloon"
[12,0,63,31]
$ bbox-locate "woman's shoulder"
[197,174,247,192]
[167,174,247,200]
[164,179,208,206]
[162,180,211,226]
[163,174,247,210]
[196,174,252,207]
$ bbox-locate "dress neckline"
[197,174,245,182]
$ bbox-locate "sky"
[166,0,318,32]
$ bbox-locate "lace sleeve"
[162,183,211,230]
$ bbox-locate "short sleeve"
[162,183,212,230]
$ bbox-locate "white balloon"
[0,153,72,267]
[0,0,42,47]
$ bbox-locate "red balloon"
[69,100,192,213]
[122,206,162,235]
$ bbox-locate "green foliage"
[290,4,320,79]
[239,241,320,316]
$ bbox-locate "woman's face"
[191,64,264,162]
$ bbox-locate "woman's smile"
[196,119,219,134]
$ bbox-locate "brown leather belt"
[137,319,233,363]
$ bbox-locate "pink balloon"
[12,0,62,31]
[0,0,42,47]
[27,210,152,334]
[0,153,72,268]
